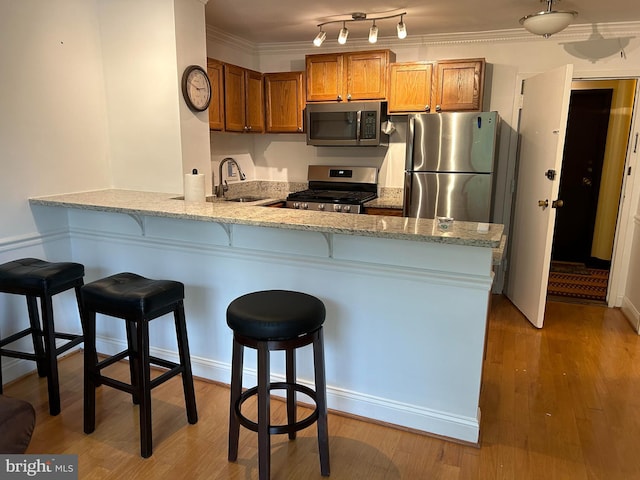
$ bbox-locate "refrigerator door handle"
[356,110,362,142]
[405,115,415,169]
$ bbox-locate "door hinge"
[545,169,557,180]
[629,166,632,176]
[633,132,638,153]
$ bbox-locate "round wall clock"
[181,65,211,112]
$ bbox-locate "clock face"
[182,65,211,112]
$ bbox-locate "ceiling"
[204,0,640,45]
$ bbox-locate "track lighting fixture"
[312,11,407,46]
[520,0,578,38]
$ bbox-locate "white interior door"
[506,65,574,328]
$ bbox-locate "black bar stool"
[227,289,330,479]
[81,272,198,458]
[0,258,85,415]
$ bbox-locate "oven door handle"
[356,110,362,143]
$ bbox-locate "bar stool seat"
[81,272,198,458]
[0,258,85,415]
[227,290,330,479]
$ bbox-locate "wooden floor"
[4,294,640,479]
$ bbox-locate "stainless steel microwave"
[305,102,388,147]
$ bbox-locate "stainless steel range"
[286,165,378,214]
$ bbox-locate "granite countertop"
[30,189,503,248]
[365,187,403,209]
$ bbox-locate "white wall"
[0,0,111,240]
[0,0,212,245]
[98,0,184,193]
[175,0,212,193]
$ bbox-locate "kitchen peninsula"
[30,189,502,444]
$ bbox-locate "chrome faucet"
[216,157,246,198]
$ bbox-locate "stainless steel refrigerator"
[403,111,500,222]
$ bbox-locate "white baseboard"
[621,296,640,333]
[95,337,480,444]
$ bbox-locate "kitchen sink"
[225,196,268,203]
[171,195,268,203]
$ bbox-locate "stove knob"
[343,205,352,213]
[293,202,300,209]
[318,204,325,211]
[333,205,342,212]
[302,203,308,209]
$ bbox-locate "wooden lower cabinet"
[363,207,403,216]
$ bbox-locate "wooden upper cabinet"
[388,62,434,114]
[245,69,264,133]
[305,53,344,102]
[305,49,394,102]
[206,58,224,131]
[264,72,305,133]
[223,63,264,133]
[345,50,393,101]
[433,58,484,112]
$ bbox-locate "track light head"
[313,29,326,47]
[397,15,407,39]
[338,22,349,44]
[369,21,378,43]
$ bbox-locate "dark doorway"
[551,89,613,267]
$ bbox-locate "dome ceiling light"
[520,0,578,38]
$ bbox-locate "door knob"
[582,177,592,187]
[552,199,564,208]
[538,199,549,209]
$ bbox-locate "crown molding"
[206,25,257,56]
[206,21,640,56]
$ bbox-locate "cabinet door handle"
[435,105,442,112]
[337,95,343,101]
[425,105,431,112]
[347,94,352,101]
